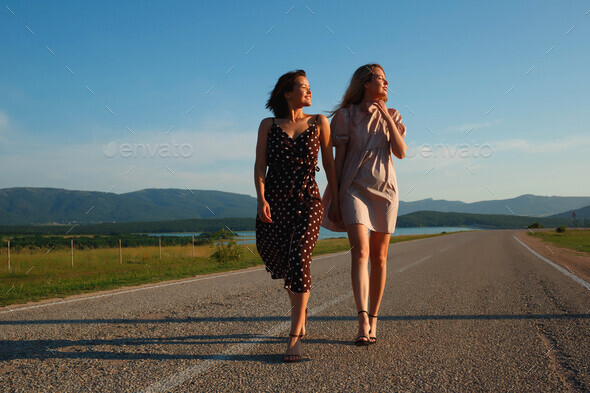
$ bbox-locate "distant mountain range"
[1,187,589,226]
[398,194,590,217]
[396,211,572,229]
[0,187,256,225]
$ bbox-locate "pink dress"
[321,103,406,233]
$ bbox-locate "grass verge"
[1,232,451,307]
[526,229,590,254]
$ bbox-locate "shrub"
[528,222,543,229]
[211,240,243,263]
[556,226,567,233]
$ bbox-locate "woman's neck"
[361,95,380,105]
[285,107,305,122]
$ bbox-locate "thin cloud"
[444,119,503,133]
[494,135,590,153]
[0,125,258,195]
[98,128,256,164]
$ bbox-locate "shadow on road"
[1,313,588,361]
[0,334,343,363]
[1,313,589,326]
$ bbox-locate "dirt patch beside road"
[516,230,590,285]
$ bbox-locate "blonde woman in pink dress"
[322,64,407,346]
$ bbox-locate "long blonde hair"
[330,64,387,116]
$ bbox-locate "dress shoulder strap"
[310,114,319,126]
[272,117,276,125]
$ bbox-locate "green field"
[527,228,590,254]
[0,233,449,307]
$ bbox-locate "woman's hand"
[374,100,401,122]
[328,201,342,226]
[373,100,393,121]
[257,199,272,223]
[372,101,406,158]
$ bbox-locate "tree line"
[0,217,256,236]
[2,230,235,251]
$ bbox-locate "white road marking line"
[2,241,438,316]
[138,293,352,393]
[0,251,354,315]
[513,235,590,291]
[312,250,349,260]
[137,254,431,392]
[0,269,263,314]
[3,232,446,316]
[4,232,459,315]
[396,255,432,273]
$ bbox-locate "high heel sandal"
[354,310,371,346]
[284,333,304,363]
[368,314,378,344]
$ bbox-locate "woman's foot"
[368,314,378,344]
[284,333,303,362]
[354,311,371,346]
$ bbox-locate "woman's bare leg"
[347,224,371,342]
[284,289,309,360]
[368,231,391,339]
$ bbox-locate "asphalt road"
[1,230,589,392]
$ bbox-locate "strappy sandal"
[284,333,304,362]
[368,314,378,344]
[354,311,371,346]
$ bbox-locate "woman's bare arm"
[375,101,406,159]
[317,115,340,222]
[254,118,273,222]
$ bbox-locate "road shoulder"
[515,230,590,284]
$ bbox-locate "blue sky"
[1,1,589,204]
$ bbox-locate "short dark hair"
[266,70,306,118]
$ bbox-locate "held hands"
[328,201,342,226]
[257,200,272,223]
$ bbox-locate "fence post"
[159,237,162,261]
[71,239,74,268]
[119,239,122,264]
[192,235,194,259]
[7,240,10,272]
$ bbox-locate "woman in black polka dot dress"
[254,70,340,362]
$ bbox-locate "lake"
[149,226,477,243]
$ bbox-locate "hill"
[0,187,256,225]
[399,194,590,217]
[396,211,570,229]
[1,187,588,226]
[549,205,590,221]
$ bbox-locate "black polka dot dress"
[256,116,323,293]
